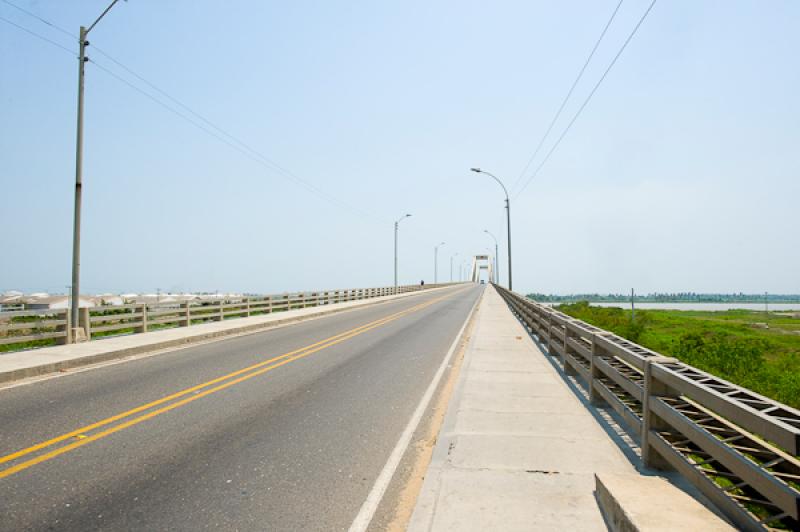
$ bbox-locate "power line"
[510,0,624,195]
[1,0,74,38]
[2,0,388,223]
[514,0,658,199]
[88,47,357,214]
[0,15,75,56]
[87,59,385,222]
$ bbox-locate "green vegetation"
[556,301,800,409]
[530,292,800,303]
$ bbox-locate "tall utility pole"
[450,252,459,282]
[484,230,499,284]
[394,214,411,292]
[70,0,123,340]
[471,168,512,291]
[434,242,445,283]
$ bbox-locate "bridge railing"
[494,284,799,532]
[0,283,457,352]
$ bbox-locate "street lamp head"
[470,167,481,173]
[405,213,412,218]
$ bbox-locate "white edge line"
[347,288,483,532]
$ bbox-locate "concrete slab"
[449,433,632,473]
[458,389,585,413]
[452,410,614,437]
[421,469,607,532]
[595,473,734,531]
[463,369,557,385]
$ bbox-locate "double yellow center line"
[0,290,458,480]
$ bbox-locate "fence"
[0,283,453,352]
[494,284,799,531]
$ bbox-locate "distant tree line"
[527,292,800,303]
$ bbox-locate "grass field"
[556,301,800,409]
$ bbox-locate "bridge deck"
[409,285,728,531]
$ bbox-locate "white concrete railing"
[494,284,799,532]
[0,283,457,351]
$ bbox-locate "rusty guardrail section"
[494,284,799,531]
[0,283,457,351]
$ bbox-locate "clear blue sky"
[1,1,798,295]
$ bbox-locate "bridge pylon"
[469,254,493,283]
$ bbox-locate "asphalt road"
[0,284,482,531]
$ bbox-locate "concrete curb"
[0,286,455,385]
[595,473,735,531]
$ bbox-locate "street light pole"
[471,168,512,291]
[434,242,445,284]
[394,214,411,292]
[450,252,459,282]
[484,229,499,285]
[70,0,122,340]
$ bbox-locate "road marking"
[0,295,441,467]
[0,289,464,480]
[348,287,483,532]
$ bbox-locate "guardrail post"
[245,297,251,317]
[589,334,606,406]
[545,313,554,355]
[563,323,577,376]
[217,300,224,321]
[57,309,72,345]
[642,357,678,470]
[180,302,190,327]
[78,307,91,341]
[135,303,148,334]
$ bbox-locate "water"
[544,302,800,312]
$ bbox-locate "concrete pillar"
[180,302,190,327]
[563,324,577,376]
[57,309,72,345]
[78,306,91,341]
[642,357,677,470]
[135,303,148,334]
[589,334,606,406]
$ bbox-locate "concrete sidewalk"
[0,286,453,385]
[408,287,728,532]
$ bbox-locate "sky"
[1,0,798,296]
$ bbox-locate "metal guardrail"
[0,283,456,351]
[494,284,800,531]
